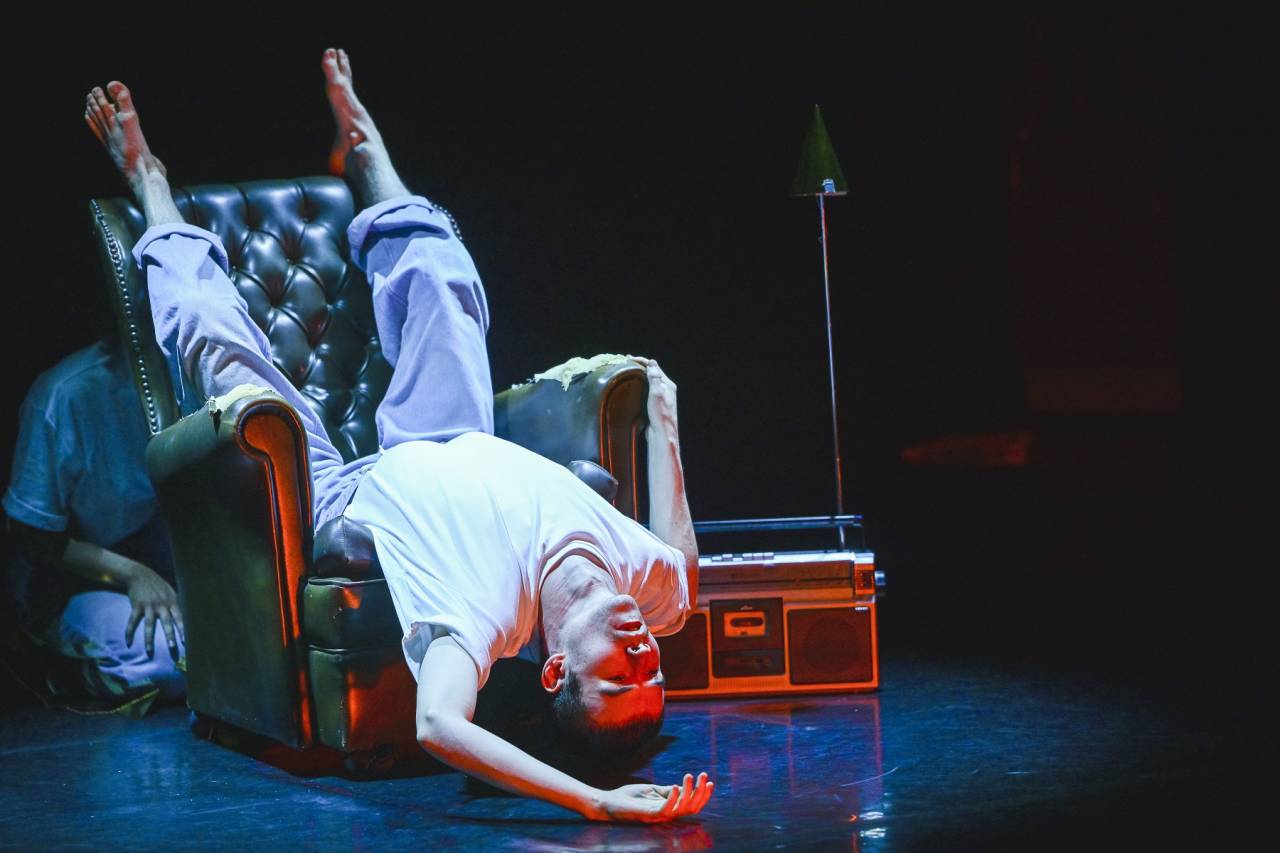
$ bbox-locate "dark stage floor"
[2,419,1268,850]
[0,653,1266,851]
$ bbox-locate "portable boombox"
[662,549,880,699]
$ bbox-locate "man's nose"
[626,641,651,656]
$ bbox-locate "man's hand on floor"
[594,772,714,822]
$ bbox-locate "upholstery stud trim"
[92,199,162,436]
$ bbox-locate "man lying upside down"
[83,47,712,821]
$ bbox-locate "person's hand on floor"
[595,772,714,822]
[124,565,184,660]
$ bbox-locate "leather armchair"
[90,178,650,753]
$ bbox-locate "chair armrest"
[146,392,317,748]
[494,361,648,520]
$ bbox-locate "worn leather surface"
[146,394,316,747]
[495,362,648,520]
[312,515,381,579]
[309,646,417,751]
[567,460,620,504]
[302,577,399,650]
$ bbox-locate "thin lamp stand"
[791,105,851,550]
[816,181,847,549]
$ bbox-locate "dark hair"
[551,670,664,756]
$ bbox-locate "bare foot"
[84,81,181,225]
[322,48,383,176]
[321,48,409,205]
[84,82,167,192]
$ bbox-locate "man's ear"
[541,653,566,694]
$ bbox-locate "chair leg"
[344,742,450,780]
[342,744,400,778]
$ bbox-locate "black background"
[1,6,1267,683]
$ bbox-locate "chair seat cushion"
[313,514,381,578]
[302,576,401,649]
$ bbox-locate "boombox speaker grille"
[787,607,873,685]
[661,612,709,690]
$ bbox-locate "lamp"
[791,105,851,547]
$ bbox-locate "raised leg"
[85,81,180,226]
[132,226,369,526]
[350,198,494,445]
[323,49,494,446]
[86,79,370,527]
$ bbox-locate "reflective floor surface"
[2,421,1268,849]
[0,653,1266,851]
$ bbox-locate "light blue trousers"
[134,196,494,527]
[56,590,186,699]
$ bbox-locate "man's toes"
[337,48,351,77]
[321,48,340,79]
[86,91,111,132]
[106,81,134,112]
[91,86,113,116]
[84,111,105,144]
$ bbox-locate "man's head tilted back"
[540,562,666,755]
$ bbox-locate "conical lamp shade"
[790,105,848,197]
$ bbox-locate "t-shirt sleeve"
[636,540,692,638]
[402,616,501,690]
[403,621,501,690]
[3,400,81,533]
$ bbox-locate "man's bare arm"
[636,358,698,601]
[6,516,181,657]
[415,637,712,822]
[60,539,183,658]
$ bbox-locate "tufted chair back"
[90,177,390,462]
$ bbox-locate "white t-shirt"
[342,431,689,687]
